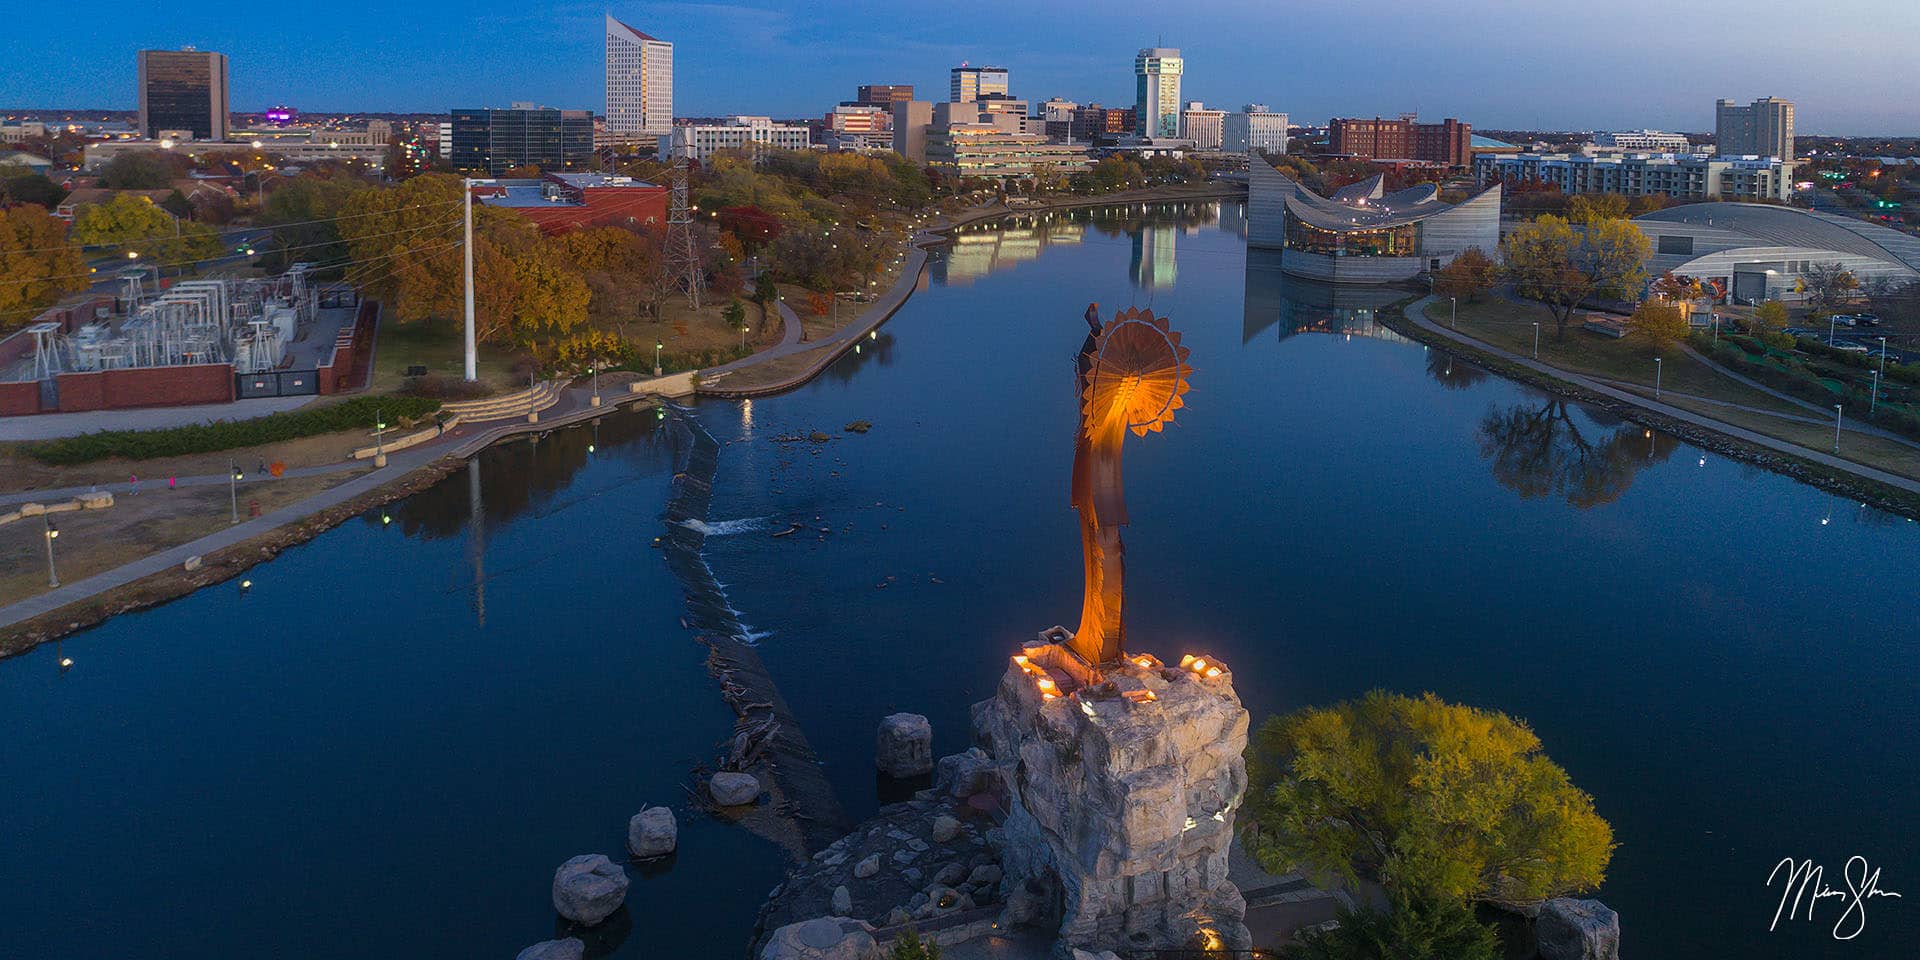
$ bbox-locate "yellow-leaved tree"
[1626,298,1691,347]
[1501,201,1650,341]
[0,205,89,323]
[1243,690,1615,909]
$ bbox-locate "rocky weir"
[660,407,849,858]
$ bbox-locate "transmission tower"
[664,130,705,310]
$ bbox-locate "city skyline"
[2,1,1919,134]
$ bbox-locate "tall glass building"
[605,15,673,142]
[949,66,1010,103]
[449,107,594,176]
[137,48,229,141]
[1134,48,1183,138]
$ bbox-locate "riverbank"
[0,385,669,656]
[1385,295,1920,518]
[698,182,1246,398]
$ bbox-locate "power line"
[3,196,465,257]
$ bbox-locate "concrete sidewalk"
[0,383,660,633]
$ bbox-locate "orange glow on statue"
[1069,304,1192,666]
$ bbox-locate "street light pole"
[374,409,387,468]
[654,340,663,377]
[42,515,58,588]
[1833,404,1844,453]
[229,460,242,524]
[462,177,477,382]
[1871,369,1881,415]
[1450,296,1457,328]
[741,325,750,351]
[1654,357,1663,399]
[1532,321,1539,359]
[1829,313,1838,346]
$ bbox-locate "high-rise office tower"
[950,66,1009,103]
[1134,48,1183,138]
[1715,97,1794,160]
[606,14,673,141]
[137,47,229,141]
[449,106,595,175]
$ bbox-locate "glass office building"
[449,107,594,176]
[137,48,229,141]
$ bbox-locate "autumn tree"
[1243,691,1615,908]
[258,177,366,271]
[96,150,189,189]
[1802,262,1860,316]
[717,205,782,252]
[1648,271,1701,303]
[1500,211,1650,340]
[0,205,89,322]
[1433,247,1496,302]
[506,245,590,350]
[1625,297,1690,347]
[0,172,68,210]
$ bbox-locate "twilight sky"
[5,0,1917,134]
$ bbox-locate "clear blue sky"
[5,0,1917,134]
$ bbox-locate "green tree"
[887,928,941,960]
[1243,691,1614,908]
[1283,891,1500,960]
[258,177,366,271]
[0,172,68,210]
[1753,300,1790,335]
[1500,213,1650,341]
[722,299,747,329]
[70,192,219,267]
[96,151,187,189]
[0,205,90,321]
[1625,298,1690,347]
[1433,248,1496,302]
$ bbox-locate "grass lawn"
[0,470,363,605]
[1425,299,1920,482]
[1427,299,1805,416]
[370,321,518,393]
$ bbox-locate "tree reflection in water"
[1426,350,1490,391]
[1477,398,1678,508]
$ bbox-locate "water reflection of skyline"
[933,202,1221,287]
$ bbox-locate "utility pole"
[664,129,705,309]
[463,177,478,382]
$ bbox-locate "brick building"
[1328,115,1472,168]
[471,172,668,234]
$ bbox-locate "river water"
[2,203,1914,959]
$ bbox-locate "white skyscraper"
[606,14,672,141]
[1134,48,1183,138]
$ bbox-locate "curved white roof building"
[1634,203,1920,302]
[1248,157,1501,283]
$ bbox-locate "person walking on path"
[128,473,139,496]
[168,476,176,490]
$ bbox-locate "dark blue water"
[3,203,1915,959]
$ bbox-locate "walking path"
[698,227,942,396]
[1406,296,1920,496]
[0,383,665,632]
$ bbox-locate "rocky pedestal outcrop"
[875,713,934,778]
[551,854,630,926]
[973,629,1252,953]
[758,917,880,960]
[628,806,678,858]
[1536,898,1621,960]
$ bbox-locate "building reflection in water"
[1130,222,1177,290]
[933,202,1221,287]
[1241,247,1416,346]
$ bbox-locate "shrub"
[24,395,441,465]
[1284,892,1500,960]
[887,929,940,960]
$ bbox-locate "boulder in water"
[875,713,933,778]
[627,806,677,859]
[1537,898,1621,960]
[517,939,585,960]
[710,771,762,806]
[551,854,629,926]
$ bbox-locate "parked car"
[1855,313,1882,326]
[1829,314,1858,327]
[1833,342,1871,354]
